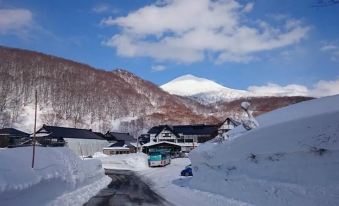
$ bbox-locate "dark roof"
[147,125,180,138]
[108,140,136,148]
[174,124,219,135]
[221,118,241,127]
[109,140,125,147]
[94,132,106,139]
[0,128,30,138]
[37,125,105,140]
[105,132,135,142]
[147,124,219,137]
[138,134,150,144]
[147,125,164,135]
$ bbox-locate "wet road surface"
[84,169,172,206]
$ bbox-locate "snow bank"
[93,152,148,171]
[65,138,109,157]
[190,95,339,206]
[0,147,111,206]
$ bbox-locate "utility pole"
[31,89,38,168]
[136,135,139,153]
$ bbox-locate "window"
[184,139,193,143]
[159,139,174,142]
[162,133,171,137]
[177,139,184,143]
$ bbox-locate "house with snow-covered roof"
[103,141,137,155]
[0,128,30,147]
[217,117,241,134]
[35,125,109,156]
[104,131,136,143]
[147,124,219,152]
[102,131,137,155]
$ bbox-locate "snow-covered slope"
[189,95,339,206]
[161,75,249,103]
[0,147,111,206]
[161,75,313,104]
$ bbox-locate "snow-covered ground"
[189,94,339,206]
[93,152,246,205]
[0,147,111,206]
[93,152,149,171]
[138,158,251,206]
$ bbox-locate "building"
[0,128,30,147]
[102,131,137,155]
[138,134,150,145]
[217,117,241,134]
[103,141,135,155]
[104,131,136,143]
[147,124,219,152]
[35,125,109,156]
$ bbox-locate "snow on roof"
[103,147,130,150]
[0,128,30,137]
[142,141,182,147]
[30,132,51,137]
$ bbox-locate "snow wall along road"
[189,95,339,206]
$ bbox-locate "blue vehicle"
[181,166,193,176]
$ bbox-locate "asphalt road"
[84,169,172,206]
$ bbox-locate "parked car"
[181,165,193,176]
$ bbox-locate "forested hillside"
[0,46,312,136]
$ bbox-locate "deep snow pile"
[93,152,149,171]
[189,95,339,206]
[0,147,111,206]
[65,138,109,157]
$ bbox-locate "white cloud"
[0,8,33,34]
[331,51,339,61]
[311,79,339,97]
[101,0,309,63]
[321,44,338,51]
[93,4,109,13]
[243,2,254,13]
[92,4,119,14]
[248,78,339,98]
[321,41,339,61]
[151,65,167,72]
[248,83,309,97]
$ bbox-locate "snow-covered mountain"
[161,74,249,104]
[0,46,312,136]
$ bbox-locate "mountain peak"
[172,74,204,81]
[161,74,227,96]
[161,74,249,104]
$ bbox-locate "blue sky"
[0,0,339,95]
